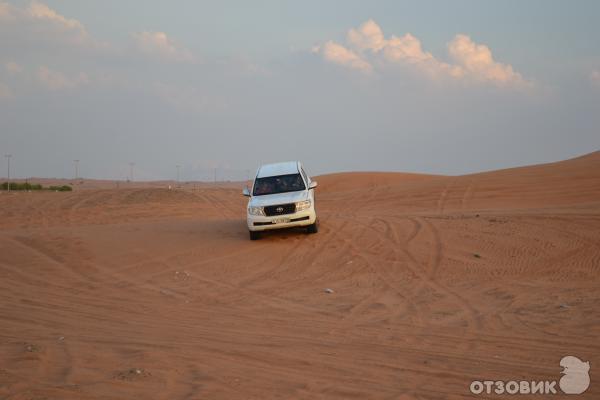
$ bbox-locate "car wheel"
[249,231,261,240]
[306,221,318,234]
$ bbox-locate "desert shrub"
[48,185,72,192]
[1,182,45,191]
[1,182,72,191]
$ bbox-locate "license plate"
[273,217,290,224]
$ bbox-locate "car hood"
[249,190,308,207]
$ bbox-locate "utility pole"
[73,159,79,180]
[5,154,11,192]
[129,162,135,182]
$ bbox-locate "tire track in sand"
[326,216,426,336]
[364,216,482,351]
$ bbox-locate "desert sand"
[1,152,599,399]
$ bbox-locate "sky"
[1,0,599,181]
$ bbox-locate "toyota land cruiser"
[243,161,318,240]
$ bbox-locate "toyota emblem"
[276,206,284,213]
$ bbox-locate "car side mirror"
[309,181,318,190]
[242,187,251,197]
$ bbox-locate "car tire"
[306,221,318,234]
[249,231,261,240]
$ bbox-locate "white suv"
[243,161,318,240]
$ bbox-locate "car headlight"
[248,206,265,216]
[295,199,311,211]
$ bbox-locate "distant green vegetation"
[1,182,72,191]
[48,185,73,192]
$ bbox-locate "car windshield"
[253,173,306,196]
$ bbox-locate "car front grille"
[264,203,296,216]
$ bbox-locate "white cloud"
[344,21,462,79]
[382,33,433,63]
[448,34,525,86]
[347,19,386,52]
[37,66,89,90]
[591,70,600,87]
[0,1,91,46]
[320,41,372,73]
[381,33,464,79]
[28,1,85,32]
[316,19,527,87]
[133,31,194,62]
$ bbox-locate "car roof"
[256,161,300,178]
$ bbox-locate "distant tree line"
[1,182,72,191]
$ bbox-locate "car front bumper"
[247,208,316,231]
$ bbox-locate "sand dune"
[1,152,599,399]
